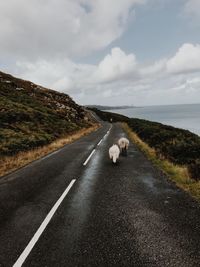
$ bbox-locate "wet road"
[0,123,200,266]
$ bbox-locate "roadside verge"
[122,123,200,201]
[0,124,100,178]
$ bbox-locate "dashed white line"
[83,149,96,166]
[13,179,76,267]
[97,139,103,146]
[103,133,108,138]
[14,125,112,266]
[83,125,112,165]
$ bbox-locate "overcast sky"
[1,0,200,106]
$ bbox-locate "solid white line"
[13,179,76,267]
[43,149,59,159]
[83,149,96,166]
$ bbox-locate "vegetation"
[90,108,129,122]
[0,125,99,178]
[123,123,200,201]
[90,108,200,182]
[0,71,94,157]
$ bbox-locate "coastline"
[106,103,200,136]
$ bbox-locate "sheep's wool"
[118,137,129,149]
[109,144,120,163]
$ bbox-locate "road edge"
[0,124,101,180]
[122,122,200,202]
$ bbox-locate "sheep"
[118,137,129,156]
[109,144,120,164]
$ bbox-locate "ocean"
[108,103,200,136]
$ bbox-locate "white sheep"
[118,137,129,155]
[109,144,120,164]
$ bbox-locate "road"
[0,122,200,267]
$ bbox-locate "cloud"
[166,43,200,74]
[184,0,200,17]
[15,59,75,89]
[3,38,200,106]
[0,0,144,61]
[140,59,166,77]
[94,47,138,83]
[14,47,138,91]
[15,58,96,94]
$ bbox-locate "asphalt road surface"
[0,122,200,267]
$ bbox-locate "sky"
[1,0,200,106]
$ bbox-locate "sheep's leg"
[122,147,126,156]
[124,147,127,156]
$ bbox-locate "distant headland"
[86,105,138,111]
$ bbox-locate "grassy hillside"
[91,108,200,181]
[0,71,93,156]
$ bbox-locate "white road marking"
[43,149,59,159]
[13,179,76,267]
[83,125,112,165]
[83,149,96,166]
[13,125,112,265]
[104,133,108,138]
[97,139,103,146]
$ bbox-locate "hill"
[0,71,93,156]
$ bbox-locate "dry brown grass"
[0,124,100,178]
[122,123,200,201]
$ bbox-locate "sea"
[108,103,200,136]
